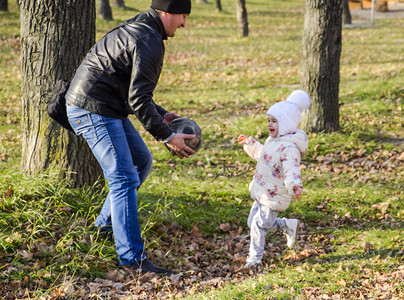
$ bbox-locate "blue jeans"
[66,104,153,265]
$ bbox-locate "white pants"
[246,201,287,264]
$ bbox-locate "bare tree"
[300,0,343,133]
[236,0,248,37]
[113,0,125,8]
[0,0,7,11]
[215,0,222,12]
[342,0,352,25]
[20,0,102,188]
[98,0,113,20]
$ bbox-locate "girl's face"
[267,114,279,138]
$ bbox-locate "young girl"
[238,89,311,269]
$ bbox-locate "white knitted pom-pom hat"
[266,89,311,137]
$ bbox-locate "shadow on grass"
[318,247,403,264]
[121,6,139,12]
[137,191,250,235]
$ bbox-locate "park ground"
[0,0,403,299]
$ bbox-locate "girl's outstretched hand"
[238,134,248,145]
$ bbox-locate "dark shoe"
[129,258,172,275]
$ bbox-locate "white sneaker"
[283,218,300,249]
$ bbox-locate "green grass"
[0,0,403,298]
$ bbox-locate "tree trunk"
[98,0,113,20]
[20,0,103,188]
[236,0,248,37]
[113,0,125,8]
[0,0,7,11]
[342,0,352,25]
[215,0,222,12]
[300,0,342,133]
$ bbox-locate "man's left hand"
[163,113,181,125]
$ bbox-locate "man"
[65,0,194,275]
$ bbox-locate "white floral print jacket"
[243,129,308,211]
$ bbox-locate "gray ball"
[169,118,202,152]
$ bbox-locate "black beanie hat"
[151,0,191,14]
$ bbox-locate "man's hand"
[165,133,196,159]
[163,113,181,125]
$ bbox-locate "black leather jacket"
[66,8,173,142]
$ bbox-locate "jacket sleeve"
[243,137,264,161]
[281,144,303,196]
[153,101,168,117]
[127,35,172,141]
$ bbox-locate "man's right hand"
[165,133,196,159]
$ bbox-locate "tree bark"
[20,0,103,188]
[215,0,222,12]
[300,0,342,133]
[98,0,113,20]
[342,0,352,25]
[113,0,125,8]
[236,0,248,37]
[0,0,7,12]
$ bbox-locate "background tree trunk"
[0,0,7,11]
[113,0,125,8]
[236,0,248,37]
[300,0,342,133]
[342,0,352,25]
[20,0,103,188]
[98,0,113,20]
[215,0,222,12]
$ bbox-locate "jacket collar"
[147,8,168,40]
[270,129,308,154]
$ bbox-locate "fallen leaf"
[219,223,231,232]
[191,225,203,238]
